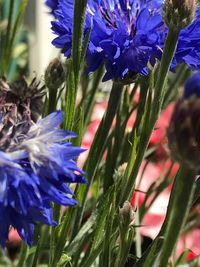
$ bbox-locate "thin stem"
[4,0,28,74]
[4,0,14,53]
[84,65,104,127]
[51,208,74,267]
[135,209,142,258]
[2,0,14,75]
[49,204,61,267]
[115,227,135,267]
[163,65,190,107]
[72,0,87,86]
[74,82,123,233]
[31,239,41,267]
[158,166,196,267]
[119,26,180,205]
[16,243,28,267]
[48,89,57,114]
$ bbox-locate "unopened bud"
[115,71,138,85]
[113,163,127,182]
[119,201,135,227]
[167,72,200,170]
[163,0,196,30]
[45,58,65,89]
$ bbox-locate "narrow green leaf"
[57,254,72,267]
[90,188,115,252]
[3,0,28,73]
[66,210,96,256]
[80,26,92,69]
[73,106,84,146]
[81,240,103,267]
[101,192,116,267]
[134,237,164,267]
[64,61,76,130]
[72,0,87,84]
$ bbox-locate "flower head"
[184,72,200,98]
[51,0,200,82]
[167,72,200,169]
[163,0,196,30]
[45,0,58,14]
[0,79,85,247]
[45,58,65,89]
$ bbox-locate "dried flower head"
[163,0,196,30]
[0,76,85,247]
[168,72,200,169]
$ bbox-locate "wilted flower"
[0,79,85,247]
[163,0,196,30]
[7,77,46,122]
[168,72,200,169]
[119,201,135,227]
[45,58,65,89]
[51,0,200,82]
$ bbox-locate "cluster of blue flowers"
[51,0,200,82]
[0,79,85,247]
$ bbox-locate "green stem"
[119,79,147,165]
[150,28,179,123]
[2,0,14,75]
[84,65,104,127]
[158,166,196,267]
[64,0,87,130]
[134,166,182,267]
[4,0,28,74]
[4,0,14,51]
[72,0,87,86]
[49,204,61,267]
[48,88,57,114]
[16,243,28,267]
[81,240,103,267]
[51,208,74,267]
[163,65,190,107]
[119,26,180,205]
[115,227,134,267]
[74,82,123,233]
[31,240,41,267]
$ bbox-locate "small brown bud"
[163,0,196,30]
[113,163,127,182]
[45,58,65,89]
[119,201,135,227]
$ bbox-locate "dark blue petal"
[51,0,200,81]
[0,110,85,246]
[184,72,200,98]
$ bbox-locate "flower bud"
[167,72,200,169]
[45,58,65,89]
[115,71,138,85]
[113,163,128,185]
[163,0,196,30]
[119,201,135,227]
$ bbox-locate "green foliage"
[0,1,199,267]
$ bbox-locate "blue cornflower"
[184,72,200,98]
[45,0,58,14]
[0,110,85,247]
[51,0,200,82]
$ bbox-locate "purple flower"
[184,72,200,98]
[45,0,58,14]
[51,0,200,82]
[0,111,85,246]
